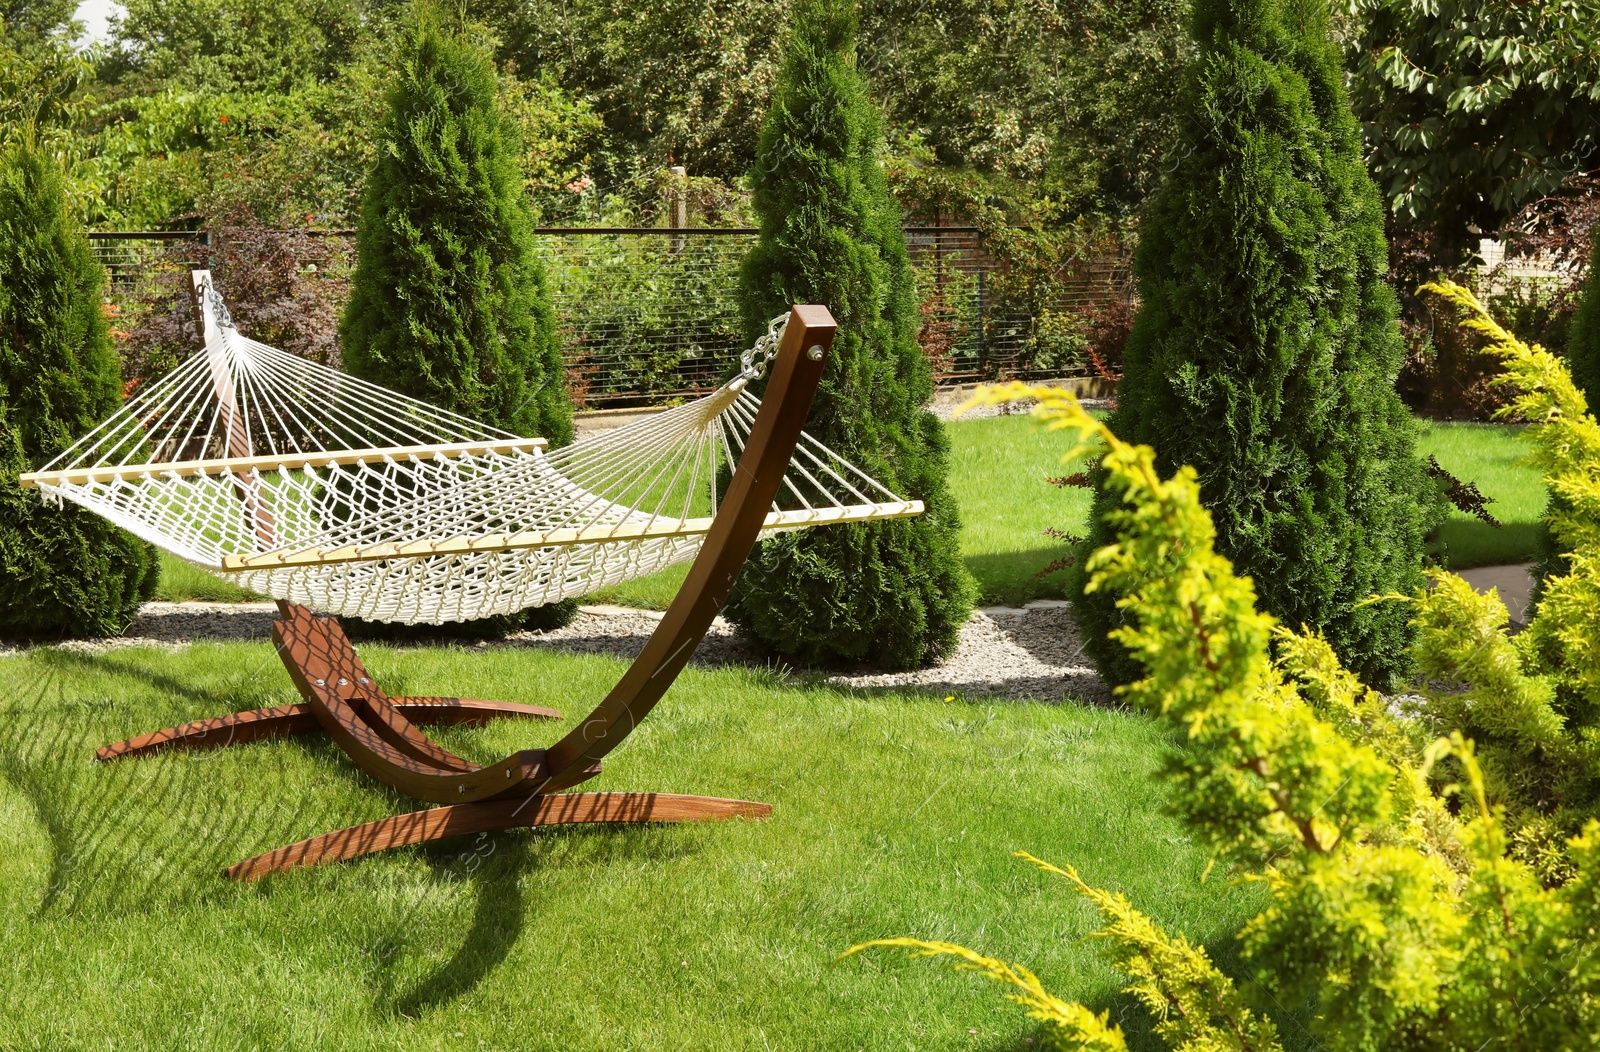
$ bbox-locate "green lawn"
[948,412,1099,607]
[947,414,1549,604]
[154,550,264,603]
[1415,420,1547,569]
[0,642,1260,1050]
[151,414,1550,609]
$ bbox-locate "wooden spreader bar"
[20,437,546,489]
[95,300,842,880]
[217,499,925,571]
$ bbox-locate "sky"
[72,0,125,47]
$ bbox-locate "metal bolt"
[314,679,325,687]
[807,344,825,361]
[337,678,348,686]
[358,677,369,684]
[458,785,467,794]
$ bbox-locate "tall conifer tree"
[341,8,575,632]
[729,0,973,670]
[1530,229,1600,602]
[1072,0,1439,686]
[1567,231,1600,404]
[0,137,158,637]
[342,10,571,445]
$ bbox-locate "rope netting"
[22,277,921,624]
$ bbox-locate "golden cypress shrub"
[845,287,1600,1046]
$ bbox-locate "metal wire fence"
[88,231,207,293]
[88,227,1131,408]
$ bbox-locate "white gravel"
[21,599,1110,705]
[827,602,1111,705]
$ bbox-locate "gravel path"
[15,599,1110,705]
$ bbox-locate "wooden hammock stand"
[97,272,837,882]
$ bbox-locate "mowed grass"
[1415,420,1547,569]
[592,411,1100,610]
[153,550,264,603]
[0,642,1261,1050]
[945,414,1550,603]
[948,412,1098,607]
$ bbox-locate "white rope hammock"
[22,277,922,624]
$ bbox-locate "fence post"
[975,266,987,377]
[670,166,688,254]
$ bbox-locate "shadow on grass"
[0,661,297,915]
[0,648,488,916]
[1435,519,1541,570]
[963,547,1072,607]
[369,823,708,1020]
[382,833,536,1019]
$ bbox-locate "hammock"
[21,273,922,624]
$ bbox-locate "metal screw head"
[358,677,369,684]
[806,344,825,361]
[314,678,325,687]
[337,678,348,686]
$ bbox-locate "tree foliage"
[1569,227,1600,406]
[341,12,571,445]
[484,0,787,188]
[1349,0,1600,262]
[728,0,973,670]
[0,0,77,45]
[863,0,1192,218]
[105,0,365,96]
[1073,0,1438,688]
[483,0,1192,218]
[0,137,158,637]
[0,4,102,202]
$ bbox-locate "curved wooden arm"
[539,305,837,791]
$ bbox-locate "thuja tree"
[1530,228,1600,601]
[341,11,574,633]
[729,0,973,670]
[0,138,158,637]
[1568,231,1600,406]
[1072,0,1438,687]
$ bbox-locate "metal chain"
[198,273,237,331]
[738,312,791,381]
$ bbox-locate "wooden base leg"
[97,698,562,762]
[225,792,773,882]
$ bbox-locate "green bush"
[1073,0,1438,688]
[726,0,973,671]
[1530,230,1600,606]
[1411,282,1600,873]
[543,233,747,406]
[1567,230,1600,409]
[339,10,576,634]
[0,137,158,638]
